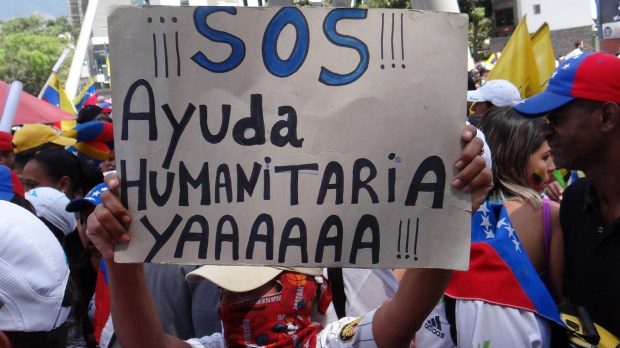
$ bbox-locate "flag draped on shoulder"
[445,201,564,327]
[42,74,77,131]
[73,77,98,111]
[531,23,556,89]
[487,15,541,98]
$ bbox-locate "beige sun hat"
[186,266,323,292]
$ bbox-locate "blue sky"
[0,0,68,21]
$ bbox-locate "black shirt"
[561,178,620,337]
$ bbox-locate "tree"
[458,0,492,62]
[0,15,77,95]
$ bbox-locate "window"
[494,8,515,27]
[533,4,541,14]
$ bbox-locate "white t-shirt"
[186,309,377,348]
[324,268,398,323]
[415,299,551,348]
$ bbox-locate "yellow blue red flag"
[42,74,77,131]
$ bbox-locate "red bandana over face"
[219,271,332,348]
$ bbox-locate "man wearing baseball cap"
[514,52,620,337]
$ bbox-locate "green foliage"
[366,0,410,9]
[0,15,76,94]
[457,0,493,62]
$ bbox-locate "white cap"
[0,201,71,332]
[25,187,77,236]
[466,79,521,107]
[186,266,323,292]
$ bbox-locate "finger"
[100,189,132,226]
[452,154,487,190]
[104,172,121,195]
[91,197,131,244]
[461,124,477,142]
[454,135,484,170]
[462,167,493,195]
[86,209,122,261]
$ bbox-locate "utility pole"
[65,0,100,101]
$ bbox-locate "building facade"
[489,0,596,59]
[599,0,620,55]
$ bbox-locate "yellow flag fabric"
[531,23,556,89]
[50,74,77,115]
[47,74,77,131]
[487,15,541,98]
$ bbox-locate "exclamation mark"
[405,218,410,259]
[152,31,158,78]
[175,31,181,76]
[397,220,402,258]
[162,32,169,78]
[380,13,385,69]
[413,218,419,261]
[400,13,406,69]
[390,12,395,68]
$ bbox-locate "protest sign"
[109,6,470,269]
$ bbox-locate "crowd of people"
[0,47,619,348]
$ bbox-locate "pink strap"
[542,197,552,261]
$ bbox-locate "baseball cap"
[186,266,323,292]
[0,131,12,151]
[26,187,77,236]
[0,165,24,201]
[514,52,620,117]
[12,124,77,153]
[0,201,71,332]
[65,182,108,213]
[467,79,522,107]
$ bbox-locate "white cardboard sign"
[109,6,471,269]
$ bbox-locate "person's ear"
[0,331,11,348]
[600,102,620,133]
[58,176,72,194]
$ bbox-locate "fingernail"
[121,234,130,243]
[465,130,473,138]
[452,178,462,187]
[454,161,464,170]
[109,179,118,187]
[122,215,131,224]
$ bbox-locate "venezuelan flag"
[73,77,98,110]
[446,201,564,327]
[42,74,77,131]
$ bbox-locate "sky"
[0,0,68,21]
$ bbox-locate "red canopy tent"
[0,80,76,126]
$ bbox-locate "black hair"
[13,143,59,173]
[467,72,476,90]
[575,40,583,48]
[27,149,103,198]
[4,325,69,348]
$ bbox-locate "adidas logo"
[423,316,446,339]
